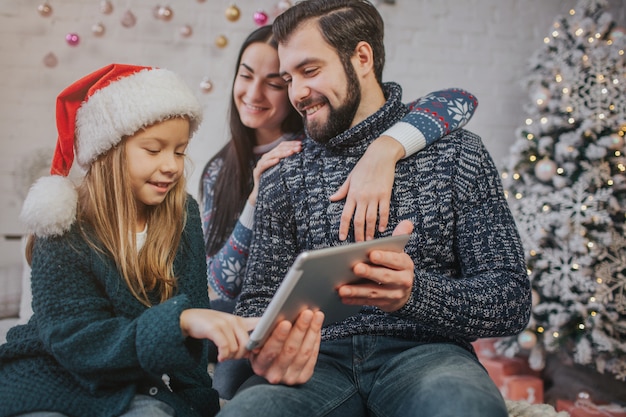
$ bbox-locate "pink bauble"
[37,2,53,17]
[254,10,269,26]
[274,0,292,16]
[179,24,193,38]
[65,33,80,46]
[158,6,174,21]
[200,78,213,93]
[43,52,58,68]
[121,10,137,28]
[100,0,114,15]
[92,22,106,37]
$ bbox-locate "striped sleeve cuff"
[239,201,256,230]
[381,122,427,159]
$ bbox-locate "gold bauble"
[225,5,241,22]
[215,35,228,48]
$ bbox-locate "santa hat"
[20,63,203,237]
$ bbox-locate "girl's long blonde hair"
[24,136,189,306]
[79,139,187,305]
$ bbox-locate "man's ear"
[352,41,375,77]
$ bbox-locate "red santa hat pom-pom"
[20,175,78,237]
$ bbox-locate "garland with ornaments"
[35,0,395,94]
[36,1,293,93]
[498,0,626,382]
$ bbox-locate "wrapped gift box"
[472,338,499,358]
[501,375,544,404]
[557,399,626,417]
[480,356,534,387]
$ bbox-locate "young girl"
[0,64,252,417]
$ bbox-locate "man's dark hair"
[273,0,385,85]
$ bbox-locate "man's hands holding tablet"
[338,219,415,312]
[245,220,415,386]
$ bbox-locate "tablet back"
[246,234,410,350]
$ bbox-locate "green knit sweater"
[0,196,219,417]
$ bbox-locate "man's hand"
[337,220,415,312]
[330,136,405,242]
[248,309,324,385]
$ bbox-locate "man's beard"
[301,64,361,144]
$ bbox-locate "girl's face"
[125,117,189,215]
[233,42,293,145]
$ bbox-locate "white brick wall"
[0,0,624,268]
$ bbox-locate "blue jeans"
[218,336,507,417]
[15,394,175,417]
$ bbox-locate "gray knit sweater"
[235,83,531,352]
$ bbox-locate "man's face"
[278,21,361,144]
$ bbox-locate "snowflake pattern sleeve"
[383,88,478,157]
[200,158,254,302]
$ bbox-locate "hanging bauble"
[517,330,537,350]
[254,10,269,26]
[531,86,550,110]
[179,24,193,38]
[92,22,106,37]
[200,78,214,93]
[158,6,174,21]
[65,33,80,46]
[43,52,58,68]
[37,2,53,17]
[100,0,114,15]
[274,0,292,16]
[534,158,557,182]
[609,27,626,42]
[531,289,540,306]
[121,10,137,28]
[215,35,228,48]
[608,133,624,151]
[225,5,241,22]
[528,343,545,371]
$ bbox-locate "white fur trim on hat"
[20,175,78,237]
[75,68,203,170]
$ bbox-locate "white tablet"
[246,234,410,350]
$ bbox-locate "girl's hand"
[180,309,259,362]
[330,136,405,241]
[249,141,302,205]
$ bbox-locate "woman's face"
[233,42,293,145]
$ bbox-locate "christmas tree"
[498,0,626,381]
